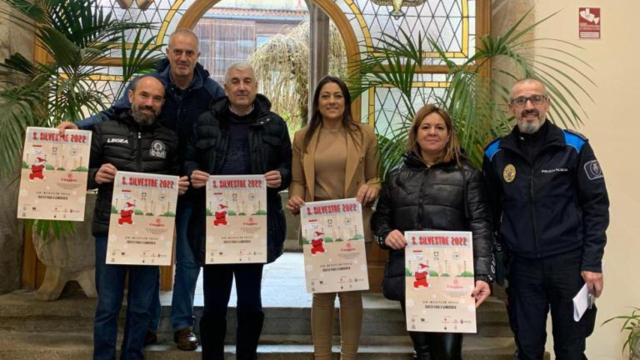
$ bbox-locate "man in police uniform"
[482,78,609,359]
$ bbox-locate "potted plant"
[603,307,640,359]
[349,9,594,175]
[0,0,162,300]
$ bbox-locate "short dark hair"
[130,74,166,94]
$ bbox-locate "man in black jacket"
[60,29,224,350]
[482,78,609,360]
[185,62,292,360]
[89,75,189,360]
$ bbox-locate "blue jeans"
[94,235,158,360]
[149,201,201,331]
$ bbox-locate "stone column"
[491,0,536,91]
[307,3,330,122]
[0,1,35,295]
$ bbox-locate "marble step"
[0,330,537,360]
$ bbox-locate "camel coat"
[289,122,381,241]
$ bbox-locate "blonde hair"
[407,104,462,165]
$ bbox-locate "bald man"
[88,75,190,359]
[483,78,609,359]
[59,29,224,351]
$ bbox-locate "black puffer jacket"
[88,110,179,236]
[371,152,494,300]
[184,94,292,264]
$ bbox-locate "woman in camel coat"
[287,75,380,360]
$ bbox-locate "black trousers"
[507,250,597,360]
[400,302,462,360]
[200,263,264,360]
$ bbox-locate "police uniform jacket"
[88,109,180,236]
[482,121,609,272]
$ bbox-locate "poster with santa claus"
[404,231,476,333]
[205,175,267,264]
[106,171,179,265]
[300,198,369,293]
[18,127,92,221]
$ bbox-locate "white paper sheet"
[573,283,591,322]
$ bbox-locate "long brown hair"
[303,75,358,152]
[407,104,462,165]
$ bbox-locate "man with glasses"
[482,78,609,359]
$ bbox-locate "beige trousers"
[311,291,363,360]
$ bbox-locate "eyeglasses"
[510,95,548,106]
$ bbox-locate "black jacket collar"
[209,94,273,127]
[501,120,565,157]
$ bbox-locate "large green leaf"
[352,9,593,177]
[0,0,165,237]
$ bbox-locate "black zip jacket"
[371,152,495,300]
[88,110,179,236]
[482,121,609,272]
[77,60,225,204]
[184,94,292,264]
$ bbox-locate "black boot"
[409,331,432,360]
[430,333,462,360]
[236,310,264,360]
[200,313,227,360]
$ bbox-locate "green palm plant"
[603,307,640,359]
[349,9,594,175]
[0,0,164,238]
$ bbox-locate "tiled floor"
[159,252,396,309]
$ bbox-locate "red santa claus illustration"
[118,200,136,225]
[29,152,47,180]
[413,263,430,288]
[311,230,326,255]
[213,203,228,226]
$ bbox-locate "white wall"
[533,2,640,359]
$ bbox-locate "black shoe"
[174,327,199,351]
[144,330,158,347]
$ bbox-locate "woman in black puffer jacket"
[371,104,494,360]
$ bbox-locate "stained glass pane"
[80,0,480,133]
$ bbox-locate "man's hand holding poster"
[205,175,267,264]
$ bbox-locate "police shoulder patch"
[584,160,604,180]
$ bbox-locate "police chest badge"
[150,140,167,159]
[503,164,516,183]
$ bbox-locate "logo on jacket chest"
[503,164,516,183]
[150,140,167,159]
[106,137,128,144]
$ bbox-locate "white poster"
[18,127,92,221]
[404,231,476,333]
[205,175,267,264]
[106,171,179,265]
[301,198,369,293]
